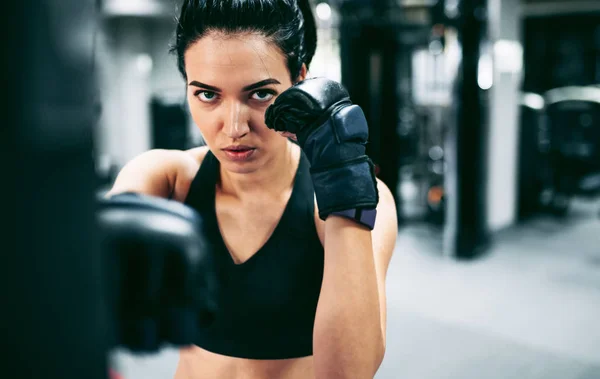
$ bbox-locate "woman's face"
[185,32,298,174]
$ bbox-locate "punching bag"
[3,1,110,378]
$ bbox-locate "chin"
[223,161,260,175]
[218,151,262,174]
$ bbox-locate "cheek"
[188,102,218,141]
[248,108,278,137]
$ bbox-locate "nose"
[222,100,250,139]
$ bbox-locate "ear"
[294,63,308,84]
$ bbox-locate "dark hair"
[171,0,317,82]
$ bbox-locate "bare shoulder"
[186,145,211,164]
[108,148,209,202]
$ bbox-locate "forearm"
[313,216,384,379]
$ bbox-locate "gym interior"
[5,0,600,378]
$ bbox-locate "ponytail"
[296,0,317,69]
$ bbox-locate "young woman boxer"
[108,0,398,378]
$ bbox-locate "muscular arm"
[106,148,202,201]
[313,179,398,379]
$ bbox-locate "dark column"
[3,1,110,378]
[444,0,490,259]
[339,2,404,222]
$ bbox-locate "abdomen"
[174,346,314,379]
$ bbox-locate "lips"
[223,145,254,152]
[222,145,256,162]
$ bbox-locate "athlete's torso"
[174,144,324,379]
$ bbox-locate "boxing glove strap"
[329,208,377,230]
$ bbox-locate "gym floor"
[113,198,600,379]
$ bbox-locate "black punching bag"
[3,1,109,378]
[443,0,490,259]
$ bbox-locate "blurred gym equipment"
[151,94,190,151]
[523,13,599,94]
[339,0,490,258]
[517,92,548,220]
[543,86,600,215]
[515,10,600,220]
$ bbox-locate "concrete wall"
[95,15,184,172]
[485,0,524,231]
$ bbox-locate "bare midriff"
[175,345,314,379]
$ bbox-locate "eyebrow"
[188,78,281,92]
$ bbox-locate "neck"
[218,140,299,200]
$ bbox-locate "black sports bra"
[184,150,324,359]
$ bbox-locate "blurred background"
[5,0,599,378]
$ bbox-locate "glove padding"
[265,77,378,220]
[97,192,219,352]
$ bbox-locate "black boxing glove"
[97,192,219,352]
[265,77,378,227]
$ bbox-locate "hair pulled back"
[172,0,317,82]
